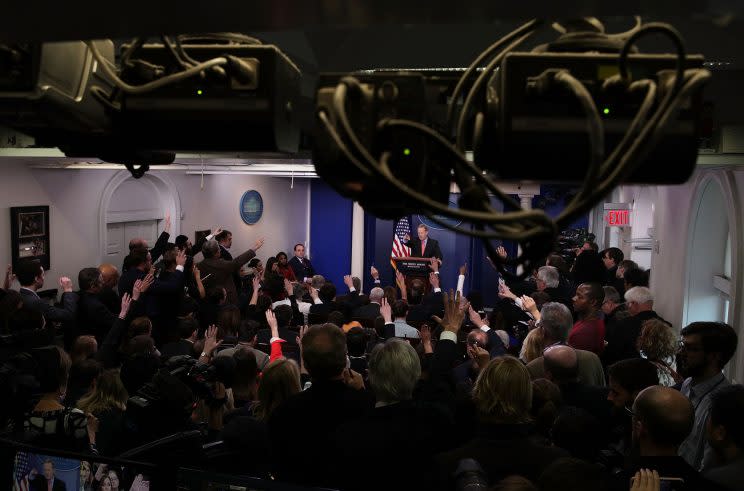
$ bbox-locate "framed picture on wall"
[10,206,50,271]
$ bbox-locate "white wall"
[0,161,311,289]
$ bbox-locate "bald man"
[544,345,611,425]
[620,386,718,489]
[98,263,121,314]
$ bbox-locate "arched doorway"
[684,172,741,381]
[98,171,181,267]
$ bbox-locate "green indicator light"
[403,148,411,156]
[603,107,610,115]
[197,89,203,95]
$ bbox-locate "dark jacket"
[352,302,381,320]
[19,287,78,323]
[288,256,316,282]
[603,310,667,366]
[198,249,256,305]
[77,290,118,342]
[160,339,196,360]
[404,236,443,261]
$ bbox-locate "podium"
[392,256,433,293]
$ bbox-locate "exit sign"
[604,202,631,227]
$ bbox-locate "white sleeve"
[456,274,465,295]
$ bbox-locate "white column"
[517,194,534,275]
[350,202,365,285]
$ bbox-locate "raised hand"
[59,276,73,293]
[119,292,132,319]
[4,264,15,289]
[395,270,406,289]
[498,282,516,300]
[284,278,293,295]
[343,368,365,390]
[252,275,261,291]
[193,264,201,280]
[429,271,440,289]
[429,256,439,273]
[370,266,379,280]
[431,290,465,334]
[630,469,660,491]
[253,238,265,251]
[496,246,507,260]
[420,324,433,353]
[459,263,468,276]
[343,274,354,290]
[176,249,187,267]
[266,309,279,338]
[164,212,171,233]
[203,324,222,357]
[521,295,538,314]
[211,227,222,237]
[380,297,393,323]
[309,285,319,301]
[468,305,483,326]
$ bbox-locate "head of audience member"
[218,305,242,339]
[637,319,677,363]
[579,241,599,255]
[16,259,44,290]
[275,251,288,266]
[538,302,573,345]
[254,358,301,422]
[546,254,570,278]
[129,248,152,273]
[265,257,280,276]
[632,386,694,456]
[98,264,120,290]
[624,268,649,290]
[607,359,659,411]
[247,258,263,276]
[601,247,624,270]
[679,321,738,379]
[381,286,396,307]
[161,249,179,272]
[536,266,560,291]
[128,237,148,251]
[601,286,623,315]
[120,352,160,395]
[552,407,605,461]
[707,385,744,462]
[624,286,654,317]
[67,358,103,405]
[205,286,227,307]
[351,276,362,292]
[543,345,578,385]
[408,279,425,305]
[292,283,305,301]
[417,224,429,242]
[77,369,129,415]
[127,317,153,340]
[310,275,325,290]
[262,274,285,301]
[473,356,532,424]
[215,230,233,249]
[175,318,198,343]
[327,310,345,328]
[571,250,607,285]
[294,243,306,259]
[368,339,420,404]
[274,305,293,329]
[572,282,604,318]
[202,239,221,259]
[538,458,608,491]
[70,335,98,364]
[520,327,545,364]
[467,329,488,351]
[390,300,408,321]
[346,327,367,358]
[124,335,157,359]
[35,346,71,404]
[319,283,337,304]
[616,259,638,279]
[369,287,384,306]
[238,320,260,346]
[232,347,259,398]
[531,378,562,439]
[302,323,347,381]
[175,234,191,253]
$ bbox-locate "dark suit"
[309,301,352,321]
[404,236,443,261]
[268,380,374,486]
[30,475,66,491]
[406,291,444,322]
[20,287,78,323]
[160,339,196,360]
[219,245,242,293]
[288,256,315,282]
[352,302,381,320]
[122,231,170,272]
[77,291,118,342]
[198,249,256,305]
[98,287,120,314]
[603,310,667,367]
[257,327,298,346]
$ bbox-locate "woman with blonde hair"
[436,356,568,484]
[637,318,681,386]
[77,370,129,455]
[519,327,545,364]
[253,358,301,422]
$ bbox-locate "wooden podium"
[392,256,433,293]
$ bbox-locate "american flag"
[13,452,31,491]
[391,216,412,268]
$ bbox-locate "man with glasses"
[678,321,738,471]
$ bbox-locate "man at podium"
[404,224,443,264]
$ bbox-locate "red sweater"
[568,317,605,354]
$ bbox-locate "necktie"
[421,241,426,256]
[48,481,52,491]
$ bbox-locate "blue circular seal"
[239,190,263,225]
[416,201,463,230]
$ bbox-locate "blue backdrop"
[310,179,354,289]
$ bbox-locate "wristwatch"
[200,351,208,358]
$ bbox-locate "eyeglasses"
[678,340,703,352]
[625,406,636,418]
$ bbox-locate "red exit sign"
[606,209,630,226]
